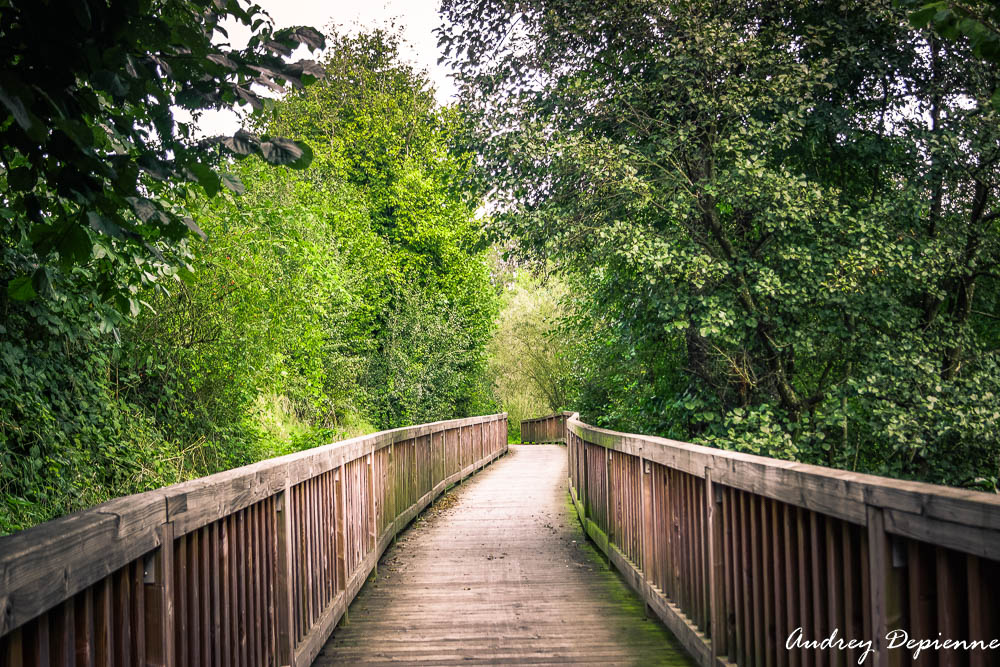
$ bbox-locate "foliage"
[0,27,497,533]
[443,0,1000,488]
[488,269,570,440]
[1,0,326,320]
[265,29,500,429]
[900,0,1000,105]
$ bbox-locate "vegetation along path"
[315,444,694,666]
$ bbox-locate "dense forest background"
[2,0,1000,534]
[444,0,1000,490]
[0,26,499,533]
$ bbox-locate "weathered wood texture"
[531,412,1000,667]
[520,411,574,444]
[316,444,695,666]
[0,414,508,667]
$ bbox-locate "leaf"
[7,166,36,191]
[221,172,246,194]
[137,153,172,180]
[0,83,43,136]
[92,70,128,97]
[223,130,259,156]
[188,162,220,197]
[283,26,325,51]
[182,216,208,240]
[259,138,312,169]
[206,53,237,70]
[234,86,263,110]
[126,197,158,223]
[263,39,293,57]
[7,275,36,301]
[88,211,125,238]
[56,224,92,268]
[55,118,94,149]
[259,138,300,164]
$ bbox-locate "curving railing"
[0,413,507,666]
[525,411,1000,667]
[520,411,574,444]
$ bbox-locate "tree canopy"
[0,24,498,533]
[442,0,1000,488]
[1,0,323,315]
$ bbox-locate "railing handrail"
[524,410,1000,543]
[563,414,1000,546]
[0,412,508,640]
[520,410,575,425]
[525,410,1000,667]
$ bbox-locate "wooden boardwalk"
[315,445,694,666]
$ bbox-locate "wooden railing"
[520,411,573,444]
[526,412,1000,667]
[0,413,508,666]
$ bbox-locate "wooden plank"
[784,504,799,667]
[751,494,764,667]
[884,508,1000,561]
[236,511,248,667]
[842,523,856,667]
[810,512,823,667]
[220,517,232,667]
[318,445,698,667]
[209,523,222,667]
[252,502,265,667]
[199,526,211,667]
[705,470,719,663]
[935,548,957,667]
[34,613,50,667]
[772,500,787,667]
[796,508,811,667]
[826,518,843,667]
[76,587,95,667]
[114,566,131,667]
[188,530,200,667]
[54,599,74,666]
[335,467,347,595]
[0,490,167,636]
[866,507,888,667]
[722,486,736,661]
[275,485,295,667]
[740,491,752,667]
[968,555,985,667]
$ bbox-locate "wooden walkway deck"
[315,445,694,666]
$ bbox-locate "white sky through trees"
[189,0,456,137]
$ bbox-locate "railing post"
[368,453,377,556]
[705,469,719,663]
[641,458,654,580]
[145,522,175,667]
[605,449,613,548]
[867,506,888,667]
[275,484,296,667]
[335,466,347,595]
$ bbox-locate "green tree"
[488,269,570,439]
[442,0,1000,488]
[1,0,324,314]
[264,29,500,428]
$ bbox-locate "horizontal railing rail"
[0,413,508,666]
[520,411,574,444]
[528,411,1000,667]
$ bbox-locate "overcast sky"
[191,0,456,136]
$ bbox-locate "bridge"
[2,411,1000,666]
